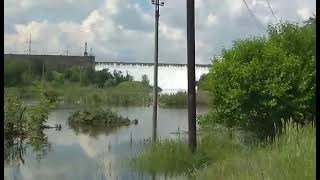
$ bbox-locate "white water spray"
[95,63,210,94]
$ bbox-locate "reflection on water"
[4,130,51,166]
[4,106,207,180]
[69,121,128,138]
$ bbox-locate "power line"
[241,0,266,32]
[266,0,278,21]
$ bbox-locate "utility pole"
[151,0,165,142]
[187,0,197,152]
[84,41,88,56]
[28,33,32,55]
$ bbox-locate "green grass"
[131,120,315,180]
[197,120,316,180]
[6,81,210,107]
[5,81,153,107]
[131,125,244,177]
[131,139,194,176]
[159,91,209,108]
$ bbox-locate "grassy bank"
[131,120,315,179]
[5,80,153,107]
[5,81,210,107]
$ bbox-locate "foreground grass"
[131,121,315,180]
[131,125,244,177]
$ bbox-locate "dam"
[4,54,211,93]
[95,62,210,94]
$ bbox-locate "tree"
[141,74,150,86]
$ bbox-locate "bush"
[68,108,132,125]
[203,19,315,138]
[197,74,210,91]
[43,89,59,103]
[4,61,27,86]
[141,74,150,86]
[159,91,187,108]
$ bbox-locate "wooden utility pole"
[84,41,88,56]
[151,0,164,142]
[187,0,197,152]
[28,33,32,55]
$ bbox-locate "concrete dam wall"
[95,62,210,94]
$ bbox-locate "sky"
[4,0,316,64]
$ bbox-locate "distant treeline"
[4,60,133,88]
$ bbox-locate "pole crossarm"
[151,0,164,6]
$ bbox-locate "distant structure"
[28,33,32,55]
[90,48,93,56]
[4,54,95,69]
[84,41,88,56]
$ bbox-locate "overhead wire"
[241,0,267,32]
[266,0,278,21]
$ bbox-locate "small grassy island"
[68,109,138,126]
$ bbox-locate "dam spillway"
[95,62,210,94]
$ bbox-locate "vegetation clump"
[4,91,56,137]
[199,18,316,138]
[4,91,55,164]
[159,91,187,108]
[159,91,209,108]
[68,108,137,126]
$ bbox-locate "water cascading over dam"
[95,62,210,94]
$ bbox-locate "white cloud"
[4,0,316,64]
[206,13,218,26]
[227,0,244,17]
[297,7,312,20]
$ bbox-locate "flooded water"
[4,106,207,180]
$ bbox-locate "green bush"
[43,89,59,103]
[203,19,315,138]
[68,108,132,125]
[141,74,150,86]
[159,91,187,108]
[197,74,210,91]
[4,61,27,86]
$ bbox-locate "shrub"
[141,74,150,86]
[43,89,59,103]
[203,19,315,138]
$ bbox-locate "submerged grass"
[5,81,152,107]
[159,91,209,108]
[131,125,244,177]
[6,81,210,107]
[131,139,194,176]
[131,120,315,180]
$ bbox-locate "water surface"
[4,106,207,180]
